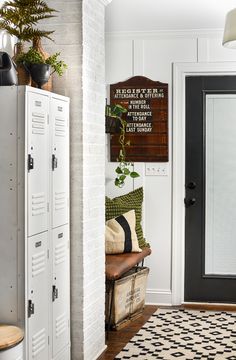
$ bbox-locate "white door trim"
[172,62,236,305]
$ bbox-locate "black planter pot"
[105,116,121,134]
[25,63,50,89]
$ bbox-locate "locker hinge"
[52,285,59,302]
[28,154,34,172]
[48,336,50,345]
[47,202,49,212]
[47,249,49,259]
[47,114,49,125]
[52,154,58,171]
[28,299,35,318]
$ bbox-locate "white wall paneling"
[105,38,134,84]
[105,29,236,305]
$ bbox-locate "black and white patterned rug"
[115,308,236,359]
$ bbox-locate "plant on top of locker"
[0,0,56,45]
[16,47,67,76]
[0,0,67,88]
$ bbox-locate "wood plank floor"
[98,305,158,360]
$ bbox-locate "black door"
[185,76,236,302]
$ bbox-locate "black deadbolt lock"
[186,181,196,190]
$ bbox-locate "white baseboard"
[92,345,107,360]
[146,289,172,305]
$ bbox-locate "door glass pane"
[205,94,236,276]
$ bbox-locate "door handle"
[186,181,196,190]
[28,154,34,172]
[28,299,35,318]
[52,285,59,302]
[52,154,58,171]
[184,198,196,208]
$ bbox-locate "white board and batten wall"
[0,86,70,360]
[105,30,236,305]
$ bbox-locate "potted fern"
[16,47,67,88]
[0,0,57,85]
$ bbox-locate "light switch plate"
[145,163,169,176]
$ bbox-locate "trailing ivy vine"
[106,104,140,187]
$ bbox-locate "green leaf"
[123,168,130,175]
[0,0,57,42]
[119,175,126,181]
[130,171,140,178]
[115,178,120,186]
[115,166,122,174]
[113,104,127,114]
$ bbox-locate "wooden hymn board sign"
[110,76,168,162]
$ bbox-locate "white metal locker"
[28,232,49,360]
[52,225,70,358]
[54,347,70,360]
[0,86,70,360]
[51,97,69,228]
[27,91,49,237]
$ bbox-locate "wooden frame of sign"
[110,76,168,162]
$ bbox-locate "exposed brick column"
[43,0,112,358]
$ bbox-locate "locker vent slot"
[55,117,66,137]
[32,328,46,357]
[54,192,66,211]
[55,242,67,265]
[32,113,46,135]
[32,193,46,216]
[32,251,46,277]
[34,101,42,107]
[55,313,67,338]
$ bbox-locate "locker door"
[51,98,69,228]
[52,225,70,358]
[28,232,49,360]
[54,347,70,360]
[27,91,49,236]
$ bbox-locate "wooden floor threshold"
[183,302,236,312]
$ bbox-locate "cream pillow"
[105,210,142,254]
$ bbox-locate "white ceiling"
[105,0,236,32]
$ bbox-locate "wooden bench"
[105,247,151,331]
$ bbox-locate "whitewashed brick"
[43,0,107,359]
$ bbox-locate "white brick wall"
[43,0,109,358]
[0,0,109,357]
[82,0,106,358]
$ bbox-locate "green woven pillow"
[105,187,149,249]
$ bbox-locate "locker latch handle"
[52,154,58,171]
[28,299,35,318]
[28,154,34,172]
[52,285,58,302]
